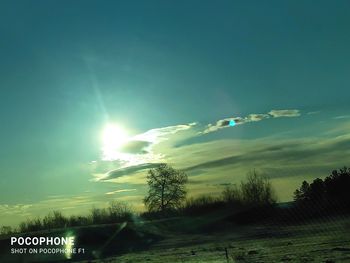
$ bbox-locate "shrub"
[240,170,276,207]
[19,218,43,233]
[90,201,134,224]
[0,226,13,236]
[13,201,135,234]
[182,195,225,215]
[90,207,110,224]
[108,200,133,222]
[222,184,243,205]
[42,211,68,229]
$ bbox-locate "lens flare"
[64,232,75,259]
[229,120,236,127]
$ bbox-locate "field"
[1,213,350,262]
[80,215,350,263]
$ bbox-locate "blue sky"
[0,0,350,226]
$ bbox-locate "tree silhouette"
[144,163,188,213]
[293,180,310,202]
[293,167,350,212]
[324,167,350,207]
[240,170,276,206]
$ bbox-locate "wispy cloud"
[202,109,300,134]
[0,204,32,216]
[105,189,137,195]
[92,122,198,178]
[268,109,300,118]
[133,122,197,143]
[183,134,350,174]
[98,163,162,181]
[119,140,151,154]
[333,115,350,120]
[307,111,320,115]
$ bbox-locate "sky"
[0,0,350,227]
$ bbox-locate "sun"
[102,123,128,152]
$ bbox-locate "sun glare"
[102,124,128,159]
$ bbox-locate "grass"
[102,215,350,263]
[1,210,349,262]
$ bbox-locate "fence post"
[225,247,229,263]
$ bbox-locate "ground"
[1,214,350,262]
[79,216,350,263]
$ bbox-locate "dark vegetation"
[143,163,188,213]
[294,167,350,210]
[0,201,134,235]
[1,165,349,236]
[285,166,350,220]
[180,170,276,218]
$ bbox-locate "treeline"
[141,166,350,223]
[1,166,349,235]
[142,169,277,220]
[290,167,350,218]
[1,170,275,235]
[0,201,133,235]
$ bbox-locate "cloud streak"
[98,163,162,181]
[132,122,197,144]
[268,109,300,118]
[105,189,137,195]
[202,109,300,134]
[183,134,350,174]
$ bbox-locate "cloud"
[105,189,137,195]
[89,160,125,174]
[333,115,350,120]
[203,117,246,133]
[183,133,350,177]
[120,140,151,154]
[268,109,300,118]
[246,113,270,121]
[92,109,303,182]
[93,122,198,176]
[99,163,162,181]
[133,122,197,144]
[172,132,349,201]
[202,109,300,134]
[307,111,320,115]
[0,204,32,216]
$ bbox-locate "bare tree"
[240,170,276,206]
[144,163,188,213]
